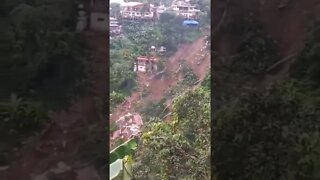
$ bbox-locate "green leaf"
[110,138,137,164]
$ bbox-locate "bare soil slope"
[110,35,211,144]
[213,0,320,86]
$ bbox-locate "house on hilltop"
[170,0,200,19]
[133,56,158,72]
[120,2,156,20]
[110,17,122,35]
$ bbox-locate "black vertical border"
[106,0,111,178]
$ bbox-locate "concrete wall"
[90,12,108,31]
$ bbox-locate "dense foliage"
[214,83,320,180]
[0,0,88,165]
[139,98,168,120]
[231,31,279,75]
[133,87,211,179]
[290,21,320,88]
[213,18,320,180]
[0,94,48,165]
[110,1,211,179]
[110,12,204,112]
[0,0,87,106]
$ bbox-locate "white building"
[133,56,158,72]
[110,17,121,35]
[171,0,200,19]
[120,2,155,20]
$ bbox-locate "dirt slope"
[213,0,320,86]
[110,35,211,144]
[110,36,210,118]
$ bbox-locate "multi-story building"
[120,2,156,20]
[133,56,158,72]
[109,17,121,35]
[171,0,200,19]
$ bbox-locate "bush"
[201,73,210,89]
[139,98,168,120]
[231,32,279,75]
[181,64,198,86]
[165,83,188,99]
[0,94,48,165]
[110,91,125,111]
[213,83,320,180]
[110,121,118,134]
[133,87,211,179]
[290,22,320,88]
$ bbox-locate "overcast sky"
[110,0,125,4]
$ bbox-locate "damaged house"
[133,56,158,72]
[111,113,143,141]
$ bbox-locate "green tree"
[231,31,279,75]
[290,21,320,88]
[213,82,320,180]
[0,94,48,165]
[133,87,211,179]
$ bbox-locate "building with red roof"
[134,56,158,72]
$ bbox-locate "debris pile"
[111,113,143,141]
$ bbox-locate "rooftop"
[174,0,196,7]
[136,56,158,62]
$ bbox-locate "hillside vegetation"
[213,0,320,179]
[0,0,88,166]
[109,0,211,179]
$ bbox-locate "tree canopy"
[133,87,211,179]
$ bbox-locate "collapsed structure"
[133,56,158,72]
[111,113,143,141]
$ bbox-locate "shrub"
[290,21,320,88]
[0,94,48,165]
[139,98,168,120]
[231,32,279,75]
[110,121,118,134]
[213,83,320,180]
[110,91,125,112]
